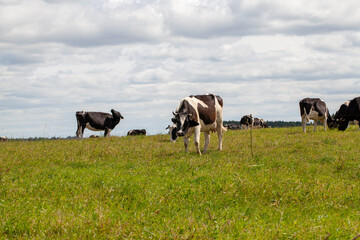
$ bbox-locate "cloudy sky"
[1,0,360,138]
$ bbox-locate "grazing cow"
[332,97,360,131]
[299,98,331,133]
[0,136,8,142]
[240,115,268,129]
[127,129,146,136]
[170,94,226,155]
[89,135,100,138]
[240,115,253,129]
[76,109,124,139]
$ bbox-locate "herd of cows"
[71,94,360,155]
[1,94,359,153]
[299,97,360,132]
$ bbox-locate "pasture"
[1,126,360,239]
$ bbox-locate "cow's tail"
[303,107,310,122]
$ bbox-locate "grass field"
[1,126,360,239]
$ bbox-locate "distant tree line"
[11,136,76,141]
[265,121,302,128]
[223,120,302,128]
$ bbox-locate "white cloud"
[1,0,360,137]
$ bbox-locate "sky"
[1,0,360,138]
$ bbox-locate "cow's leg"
[323,117,327,131]
[301,115,307,133]
[183,137,189,153]
[77,125,85,139]
[313,121,317,132]
[76,125,82,139]
[104,129,111,137]
[194,128,201,155]
[81,126,86,139]
[76,120,84,139]
[203,131,210,153]
[217,126,223,151]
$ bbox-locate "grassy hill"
[1,126,360,239]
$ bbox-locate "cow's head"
[166,124,178,142]
[337,119,349,131]
[172,111,199,137]
[326,114,338,129]
[111,109,124,119]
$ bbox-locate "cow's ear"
[171,118,177,123]
[189,119,199,127]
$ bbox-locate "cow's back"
[192,94,217,125]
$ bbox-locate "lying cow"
[253,118,268,129]
[240,115,268,129]
[299,98,331,133]
[170,94,226,155]
[76,109,124,139]
[331,97,360,131]
[224,124,241,130]
[127,129,146,136]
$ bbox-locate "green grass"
[1,126,360,239]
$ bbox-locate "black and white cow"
[240,115,253,129]
[127,129,146,136]
[299,98,331,133]
[76,109,124,139]
[332,97,360,131]
[170,94,226,155]
[240,115,268,129]
[224,123,241,130]
[253,118,268,129]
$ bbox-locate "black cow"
[299,98,331,133]
[170,94,226,155]
[332,97,360,131]
[240,115,268,129]
[76,109,124,139]
[127,129,146,136]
